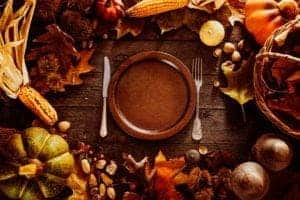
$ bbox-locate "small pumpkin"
[245,0,299,45]
[0,127,74,199]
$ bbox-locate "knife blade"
[100,56,111,138]
[102,56,111,97]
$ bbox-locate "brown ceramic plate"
[108,51,196,140]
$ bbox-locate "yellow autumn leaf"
[220,59,253,105]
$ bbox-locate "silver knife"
[100,56,111,138]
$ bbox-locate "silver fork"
[191,58,203,141]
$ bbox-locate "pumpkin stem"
[278,0,299,20]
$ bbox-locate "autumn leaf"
[226,0,245,25]
[268,95,300,121]
[115,18,145,39]
[146,151,186,200]
[220,58,254,105]
[64,49,95,86]
[155,5,232,34]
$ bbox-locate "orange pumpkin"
[245,0,299,45]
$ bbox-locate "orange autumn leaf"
[147,151,186,200]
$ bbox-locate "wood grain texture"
[1,28,300,200]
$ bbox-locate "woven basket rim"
[253,16,300,139]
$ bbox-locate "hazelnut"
[223,42,235,54]
[213,48,223,58]
[58,121,71,132]
[231,50,242,62]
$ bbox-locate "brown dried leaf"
[271,58,300,85]
[64,49,95,86]
[30,48,94,94]
[286,70,300,94]
[115,18,145,39]
[268,95,300,121]
[155,4,233,34]
[194,188,214,200]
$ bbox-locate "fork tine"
[197,58,200,80]
[192,59,194,77]
[200,58,203,82]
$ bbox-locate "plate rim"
[108,51,196,140]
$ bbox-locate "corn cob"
[126,0,189,18]
[18,85,58,126]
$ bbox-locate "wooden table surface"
[1,26,300,199]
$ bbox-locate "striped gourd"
[126,0,190,18]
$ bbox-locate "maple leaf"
[115,18,145,39]
[146,151,186,200]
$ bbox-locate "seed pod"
[107,187,116,199]
[81,159,91,174]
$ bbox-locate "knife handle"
[100,97,108,138]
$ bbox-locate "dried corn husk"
[0,0,58,125]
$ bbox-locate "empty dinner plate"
[108,51,196,140]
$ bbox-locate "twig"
[256,52,300,64]
[241,104,246,123]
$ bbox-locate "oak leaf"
[220,59,254,105]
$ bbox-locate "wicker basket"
[253,16,300,139]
